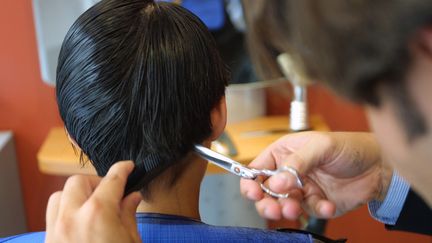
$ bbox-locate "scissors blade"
[194,145,256,179]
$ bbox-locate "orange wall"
[0,0,65,231]
[0,1,430,242]
[267,84,369,131]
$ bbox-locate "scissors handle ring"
[259,183,289,198]
[257,166,303,199]
[279,166,304,188]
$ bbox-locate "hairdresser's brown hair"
[244,0,432,139]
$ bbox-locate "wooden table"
[37,115,329,176]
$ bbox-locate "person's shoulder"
[205,225,313,243]
[141,222,312,242]
[0,232,46,243]
[138,213,313,242]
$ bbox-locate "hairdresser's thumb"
[121,192,142,235]
[266,136,330,193]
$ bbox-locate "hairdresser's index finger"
[240,143,280,201]
[250,133,320,174]
[248,141,279,170]
[92,161,135,205]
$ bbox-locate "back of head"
[56,0,229,195]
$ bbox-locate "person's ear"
[209,97,227,141]
[414,25,432,58]
[65,128,81,150]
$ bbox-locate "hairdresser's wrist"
[368,170,410,225]
[374,161,394,202]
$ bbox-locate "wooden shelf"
[37,115,329,176]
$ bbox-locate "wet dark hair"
[244,0,432,140]
[56,0,229,196]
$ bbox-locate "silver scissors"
[194,145,303,198]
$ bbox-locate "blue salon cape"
[162,0,226,30]
[0,213,313,242]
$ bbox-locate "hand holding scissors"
[194,145,303,198]
[238,132,389,221]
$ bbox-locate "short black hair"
[56,0,229,195]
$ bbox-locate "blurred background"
[0,0,430,242]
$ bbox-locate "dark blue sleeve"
[386,189,432,235]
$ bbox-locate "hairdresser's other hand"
[45,161,142,243]
[240,132,393,220]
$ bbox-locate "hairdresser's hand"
[45,161,142,243]
[240,132,393,220]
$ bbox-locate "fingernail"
[245,190,255,200]
[275,173,290,185]
[263,207,271,218]
[133,192,143,204]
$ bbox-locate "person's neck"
[137,154,207,221]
